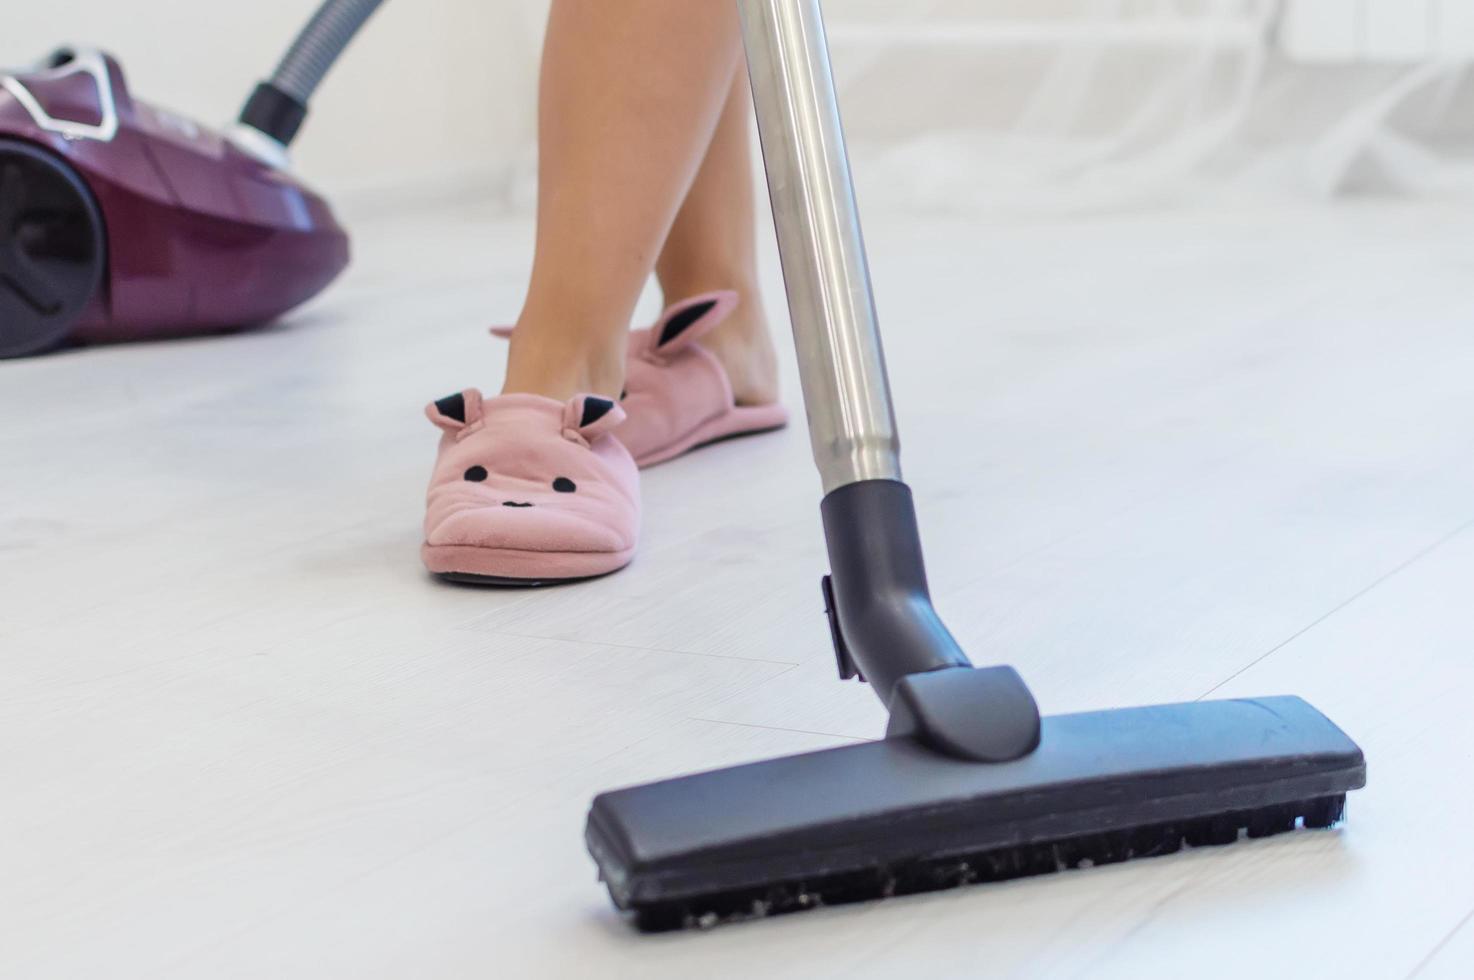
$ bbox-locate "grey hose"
[269,0,387,104]
[238,0,387,147]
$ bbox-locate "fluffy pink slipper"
[491,292,788,468]
[421,390,640,586]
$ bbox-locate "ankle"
[674,288,781,407]
[502,318,626,402]
[663,276,765,333]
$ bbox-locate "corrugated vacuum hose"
[237,0,388,154]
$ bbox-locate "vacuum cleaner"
[585,0,1367,932]
[0,0,385,359]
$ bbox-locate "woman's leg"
[503,0,745,402]
[655,69,780,407]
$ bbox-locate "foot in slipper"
[421,390,640,586]
[492,292,787,468]
[618,291,789,467]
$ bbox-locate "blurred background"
[9,0,1474,212]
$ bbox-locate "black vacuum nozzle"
[587,696,1365,931]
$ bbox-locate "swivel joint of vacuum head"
[820,479,1042,763]
[887,666,1041,763]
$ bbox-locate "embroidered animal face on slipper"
[421,390,640,578]
[459,463,577,507]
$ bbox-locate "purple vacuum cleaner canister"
[0,49,350,358]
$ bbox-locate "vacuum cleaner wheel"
[0,138,106,358]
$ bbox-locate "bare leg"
[655,70,780,406]
[504,0,744,401]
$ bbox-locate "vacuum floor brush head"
[586,696,1365,932]
[582,0,1367,936]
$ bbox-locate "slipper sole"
[634,404,789,468]
[422,543,634,586]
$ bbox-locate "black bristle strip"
[1301,793,1348,829]
[1247,804,1298,839]
[631,794,1348,932]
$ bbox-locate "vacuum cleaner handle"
[739,0,1041,762]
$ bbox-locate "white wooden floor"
[3,197,1472,979]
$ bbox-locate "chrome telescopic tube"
[738,0,902,495]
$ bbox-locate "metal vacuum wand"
[738,0,1042,763]
[738,0,901,496]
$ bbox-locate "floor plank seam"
[453,626,802,667]
[1407,905,1474,979]
[1197,513,1474,701]
[937,446,1254,603]
[686,716,869,742]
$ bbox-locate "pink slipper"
[619,292,789,467]
[491,292,788,468]
[421,390,640,585]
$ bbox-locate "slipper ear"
[652,291,738,353]
[489,325,515,340]
[426,389,484,433]
[562,394,627,442]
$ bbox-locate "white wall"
[4,0,550,195]
[4,0,1133,200]
[13,2,1465,210]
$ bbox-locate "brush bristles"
[632,794,1347,932]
